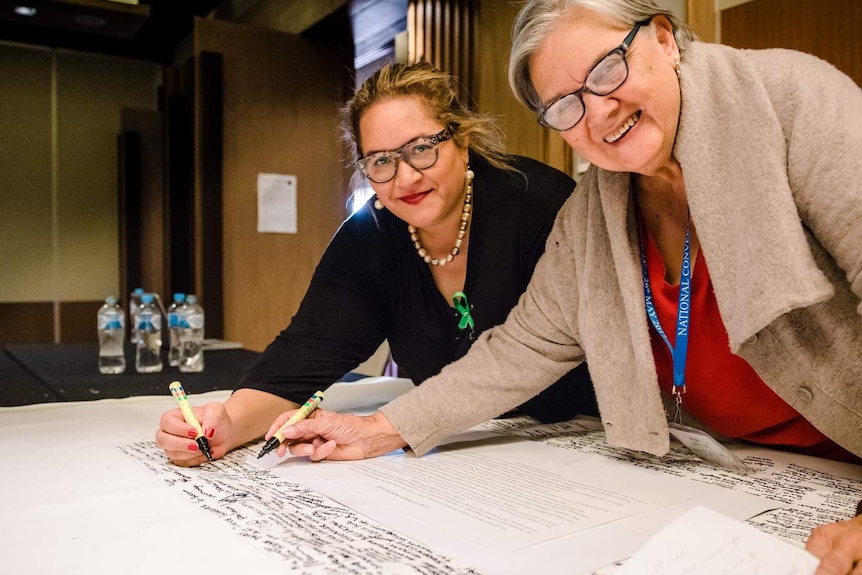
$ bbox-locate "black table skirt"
[3,342,261,405]
[0,349,63,406]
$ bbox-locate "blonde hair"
[341,62,513,174]
[509,0,697,111]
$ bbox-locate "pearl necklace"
[408,168,473,267]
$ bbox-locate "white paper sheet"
[617,506,819,575]
[0,392,289,575]
[319,376,415,413]
[257,172,297,233]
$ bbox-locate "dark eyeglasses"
[357,129,451,183]
[537,19,649,132]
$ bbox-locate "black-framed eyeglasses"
[357,128,452,183]
[537,19,650,132]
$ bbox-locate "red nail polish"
[187,443,199,452]
[205,427,215,439]
[187,430,197,438]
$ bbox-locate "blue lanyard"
[638,215,692,398]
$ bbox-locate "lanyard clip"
[672,386,685,425]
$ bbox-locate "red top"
[643,227,859,464]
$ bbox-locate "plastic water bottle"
[129,287,144,321]
[129,287,144,344]
[152,292,167,322]
[178,294,204,373]
[134,293,163,373]
[97,296,126,374]
[167,292,186,367]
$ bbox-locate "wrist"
[365,411,407,457]
[224,390,298,450]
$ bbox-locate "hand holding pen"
[257,391,325,458]
[259,404,406,462]
[168,381,213,461]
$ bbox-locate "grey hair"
[509,0,697,112]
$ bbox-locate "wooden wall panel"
[472,0,565,171]
[0,303,54,344]
[686,0,716,43]
[721,0,861,87]
[193,19,352,351]
[59,301,102,343]
[404,1,568,172]
[408,0,475,103]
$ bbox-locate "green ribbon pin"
[452,291,475,332]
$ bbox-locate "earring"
[373,196,383,210]
[674,55,681,78]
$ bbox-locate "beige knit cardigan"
[380,42,862,458]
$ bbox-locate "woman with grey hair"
[263,1,862,570]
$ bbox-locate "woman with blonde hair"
[156,61,596,465]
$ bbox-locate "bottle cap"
[141,293,154,304]
[105,296,117,304]
[133,288,144,295]
[186,295,198,304]
[173,293,186,302]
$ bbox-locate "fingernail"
[205,427,214,438]
[187,443,199,452]
[187,430,197,438]
[301,445,314,456]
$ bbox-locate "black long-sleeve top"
[238,152,597,422]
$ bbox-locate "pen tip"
[257,437,279,459]
[197,437,213,462]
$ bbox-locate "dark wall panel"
[0,303,54,344]
[60,301,102,343]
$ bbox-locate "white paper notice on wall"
[257,173,297,234]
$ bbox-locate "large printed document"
[284,440,685,551]
[2,380,860,575]
[119,441,477,573]
[518,418,862,545]
[281,432,774,574]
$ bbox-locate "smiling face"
[529,9,681,177]
[359,96,470,234]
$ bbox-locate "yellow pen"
[169,381,213,461]
[257,390,325,459]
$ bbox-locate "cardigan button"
[746,335,758,344]
[796,386,814,403]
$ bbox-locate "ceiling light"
[14,6,37,16]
